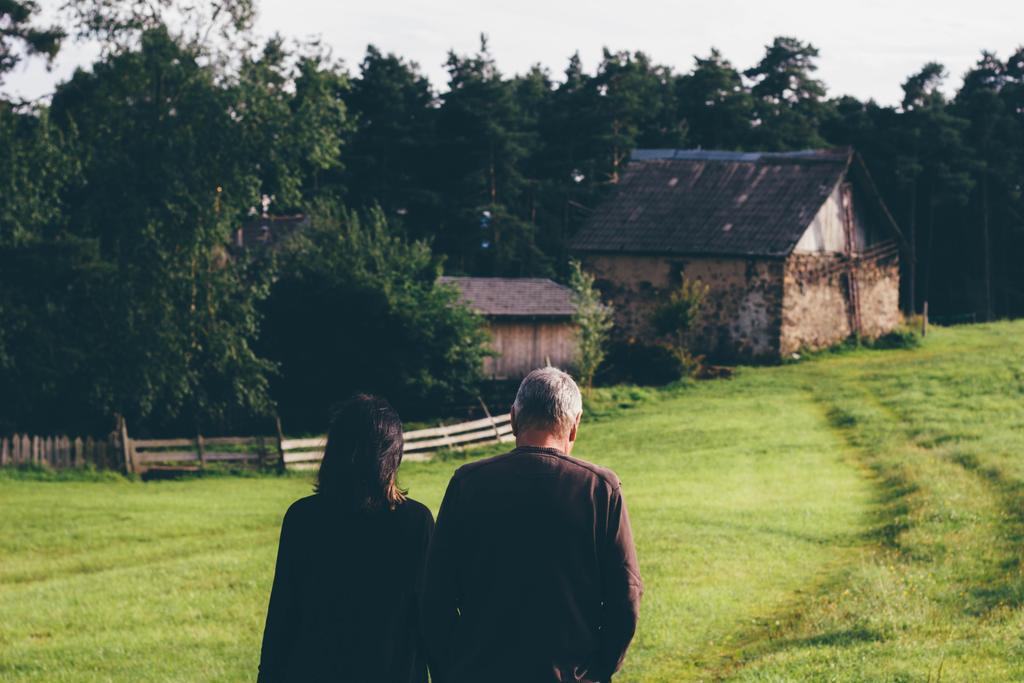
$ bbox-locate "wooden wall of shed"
[580,254,786,361]
[484,320,578,379]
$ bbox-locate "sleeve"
[590,484,643,682]
[419,476,462,683]
[257,507,301,682]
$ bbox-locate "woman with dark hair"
[258,394,434,682]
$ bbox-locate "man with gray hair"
[420,367,642,683]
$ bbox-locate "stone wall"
[853,254,901,339]
[780,252,901,356]
[580,254,786,361]
[780,254,852,356]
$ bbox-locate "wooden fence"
[277,413,513,470]
[0,434,119,469]
[1,413,514,475]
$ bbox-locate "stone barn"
[440,276,578,379]
[571,149,903,361]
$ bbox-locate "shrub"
[598,340,685,386]
[568,260,614,392]
[865,326,923,350]
[650,278,710,376]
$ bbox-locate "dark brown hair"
[315,394,407,511]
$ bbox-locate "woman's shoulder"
[396,497,434,524]
[283,494,321,521]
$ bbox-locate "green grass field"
[2,321,1023,681]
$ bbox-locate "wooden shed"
[440,276,578,379]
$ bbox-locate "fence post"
[196,433,206,470]
[104,434,115,470]
[0,437,8,466]
[74,437,84,468]
[274,415,286,473]
[32,435,40,465]
[439,423,454,450]
[257,436,267,469]
[478,397,502,441]
[119,417,135,475]
[922,301,929,337]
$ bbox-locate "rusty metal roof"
[440,276,576,319]
[571,149,851,258]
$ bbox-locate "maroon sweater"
[420,446,643,683]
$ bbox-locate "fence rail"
[1,413,514,475]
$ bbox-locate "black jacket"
[420,446,643,683]
[259,495,434,683]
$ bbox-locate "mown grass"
[1,321,1023,681]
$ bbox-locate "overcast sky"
[5,0,1024,105]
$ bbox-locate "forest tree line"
[2,0,1022,435]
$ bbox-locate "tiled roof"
[571,148,851,257]
[440,276,577,318]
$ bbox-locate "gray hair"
[512,367,583,437]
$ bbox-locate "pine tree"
[676,49,753,150]
[745,36,829,150]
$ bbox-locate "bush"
[650,278,709,377]
[569,260,614,392]
[865,327,923,350]
[597,340,685,386]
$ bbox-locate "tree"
[62,0,255,54]
[894,63,973,315]
[745,36,829,150]
[435,35,545,275]
[344,45,439,239]
[591,49,684,182]
[259,205,490,431]
[233,36,352,212]
[0,105,80,247]
[0,105,96,433]
[676,48,753,150]
[956,52,1022,320]
[45,27,276,432]
[568,260,613,391]
[0,0,63,82]
[528,53,604,260]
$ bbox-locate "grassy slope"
[0,322,1022,681]
[725,322,1024,681]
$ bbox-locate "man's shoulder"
[452,450,519,480]
[453,448,621,489]
[552,451,622,489]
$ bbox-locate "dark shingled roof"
[571,149,852,257]
[440,276,576,319]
